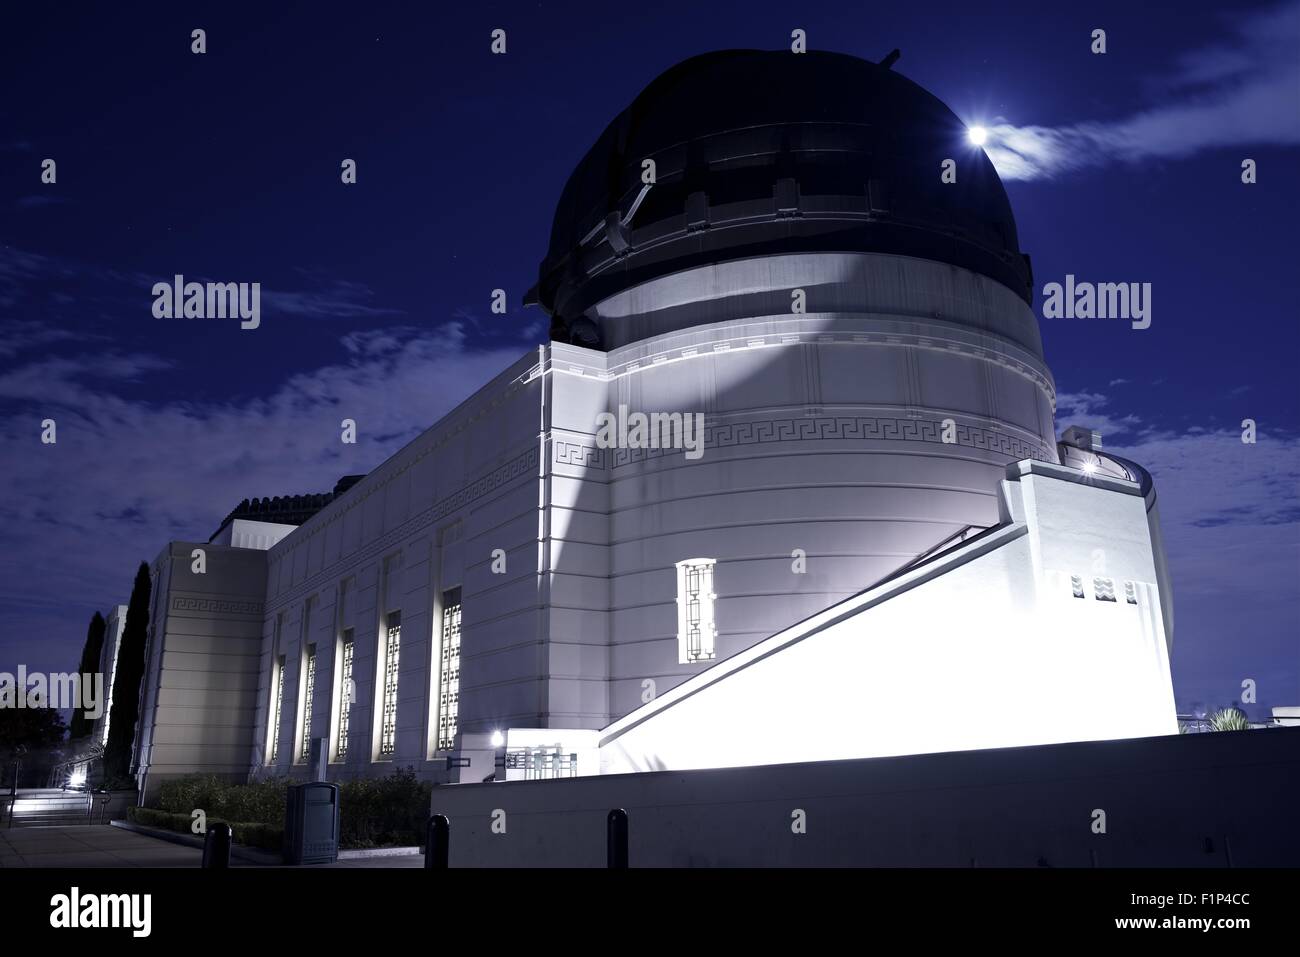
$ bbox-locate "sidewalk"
[0,825,425,868]
[0,825,207,868]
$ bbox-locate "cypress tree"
[68,611,107,739]
[103,562,153,782]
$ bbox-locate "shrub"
[155,774,290,825]
[147,768,432,850]
[339,767,432,849]
[127,806,284,852]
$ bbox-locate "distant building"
[127,50,1178,802]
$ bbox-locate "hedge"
[144,768,433,850]
[156,773,291,824]
[128,806,283,852]
[338,767,433,849]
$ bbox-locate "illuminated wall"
[599,459,1179,774]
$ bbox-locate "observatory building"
[128,50,1177,801]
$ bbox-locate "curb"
[110,819,283,866]
[337,845,421,860]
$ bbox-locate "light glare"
[968,125,988,146]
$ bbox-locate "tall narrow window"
[299,644,316,761]
[336,631,355,761]
[270,654,286,763]
[265,612,285,766]
[379,611,401,756]
[436,588,462,752]
[676,558,717,663]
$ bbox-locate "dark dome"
[531,49,1034,344]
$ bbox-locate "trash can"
[283,782,340,865]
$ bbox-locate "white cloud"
[985,1,1300,180]
[0,323,529,675]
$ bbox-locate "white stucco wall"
[549,252,1060,723]
[134,543,268,802]
[134,250,1180,793]
[598,460,1179,774]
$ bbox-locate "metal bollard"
[607,808,628,869]
[202,823,233,869]
[425,814,450,868]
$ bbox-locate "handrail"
[855,522,997,600]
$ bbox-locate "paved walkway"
[0,825,206,868]
[0,825,425,868]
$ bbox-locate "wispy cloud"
[1056,389,1143,438]
[0,319,87,358]
[986,1,1300,180]
[0,245,408,322]
[1059,388,1300,712]
[16,195,69,209]
[261,282,405,320]
[0,322,528,676]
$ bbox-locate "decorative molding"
[171,596,265,616]
[554,441,607,469]
[599,326,1056,403]
[553,414,1052,470]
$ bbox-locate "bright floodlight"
[490,730,504,748]
[69,768,86,788]
[1082,461,1098,475]
[967,125,988,146]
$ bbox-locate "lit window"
[1094,577,1116,602]
[270,654,285,764]
[436,588,462,752]
[1125,581,1138,605]
[1071,575,1085,599]
[380,611,401,757]
[336,631,355,761]
[676,558,717,663]
[299,644,316,761]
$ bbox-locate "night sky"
[2,1,1297,720]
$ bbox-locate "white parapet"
[599,458,1179,775]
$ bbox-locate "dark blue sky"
[2,1,1297,719]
